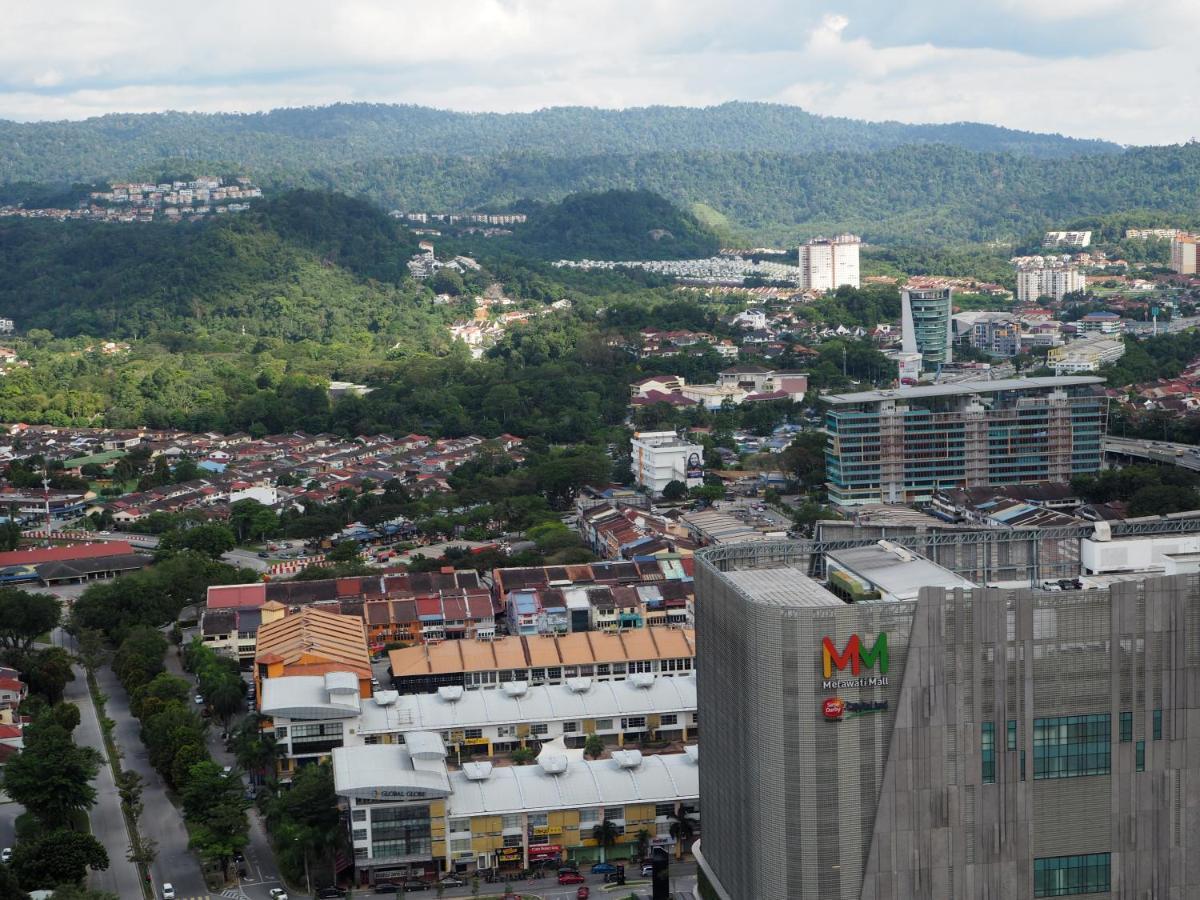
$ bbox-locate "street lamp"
[293,837,311,895]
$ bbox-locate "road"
[163,643,287,900]
[1104,436,1200,471]
[92,660,212,900]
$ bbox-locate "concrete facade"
[695,542,1200,900]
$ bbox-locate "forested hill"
[0,101,1117,184]
[0,190,427,340]
[506,190,723,260]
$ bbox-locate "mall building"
[694,541,1200,900]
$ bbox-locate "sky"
[2,0,1198,145]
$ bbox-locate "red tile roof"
[0,542,134,567]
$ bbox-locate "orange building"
[254,605,373,702]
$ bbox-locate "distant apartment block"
[824,377,1108,506]
[631,431,704,495]
[797,234,860,291]
[1043,230,1092,248]
[1015,262,1086,302]
[1171,233,1198,275]
[1048,335,1126,374]
[901,287,953,368]
[1126,228,1180,240]
[953,312,1022,357]
[0,318,13,334]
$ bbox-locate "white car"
[162,884,175,900]
[1,847,11,863]
[269,890,289,900]
[194,694,204,705]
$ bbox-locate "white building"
[631,431,704,495]
[1170,233,1198,275]
[1047,336,1126,374]
[797,234,860,291]
[1015,263,1086,302]
[1043,230,1092,248]
[0,318,13,334]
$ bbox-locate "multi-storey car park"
[824,377,1108,507]
[693,518,1200,900]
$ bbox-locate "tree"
[592,819,620,863]
[510,747,536,765]
[112,627,168,693]
[75,628,110,672]
[327,540,362,563]
[229,499,278,544]
[583,733,606,759]
[206,676,245,728]
[10,829,108,889]
[0,521,21,552]
[160,523,236,559]
[230,714,278,782]
[635,828,651,862]
[0,588,61,651]
[667,811,696,860]
[660,480,687,501]
[2,718,101,828]
[6,647,75,704]
[130,672,190,720]
[263,763,343,885]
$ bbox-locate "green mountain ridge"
[0,101,1118,184]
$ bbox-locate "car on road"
[222,765,233,777]
[316,888,348,899]
[193,694,204,704]
[268,890,289,900]
[402,880,430,892]
[641,864,654,877]
[0,847,11,864]
[590,862,616,874]
[257,551,270,558]
[161,884,175,900]
[558,871,586,885]
[439,875,466,887]
[372,885,398,894]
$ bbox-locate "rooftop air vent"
[684,745,699,764]
[374,691,399,707]
[462,762,493,781]
[566,677,593,694]
[538,754,569,775]
[612,749,643,769]
[501,681,529,698]
[437,685,464,703]
[629,673,656,689]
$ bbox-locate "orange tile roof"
[254,607,370,677]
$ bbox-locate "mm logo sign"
[821,634,889,689]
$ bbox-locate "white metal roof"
[357,672,696,735]
[331,741,452,801]
[824,375,1104,405]
[260,674,361,720]
[826,543,976,601]
[443,749,699,817]
[723,567,843,608]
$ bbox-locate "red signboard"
[822,697,846,721]
[528,845,563,859]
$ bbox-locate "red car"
[558,871,586,885]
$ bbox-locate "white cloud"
[0,1,1196,144]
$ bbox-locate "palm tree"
[583,733,605,759]
[668,811,697,861]
[592,818,620,863]
[635,828,651,862]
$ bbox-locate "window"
[660,714,678,727]
[275,726,288,738]
[621,716,647,730]
[1119,711,1132,743]
[530,668,545,681]
[449,819,470,834]
[982,723,996,784]
[352,829,368,842]
[1136,741,1145,772]
[503,834,523,848]
[596,719,613,731]
[463,729,483,740]
[531,723,549,736]
[579,807,600,827]
[1033,853,1110,896]
[562,721,579,734]
[450,838,472,854]
[370,805,432,861]
[501,814,521,831]
[1020,750,1026,781]
[1153,708,1162,741]
[1007,720,1017,751]
[352,809,367,822]
[1033,715,1111,780]
[597,664,610,676]
[497,725,516,737]
[655,803,676,817]
[528,813,548,828]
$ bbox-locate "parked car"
[0,848,11,864]
[162,885,175,900]
[576,888,590,900]
[439,875,466,887]
[317,888,348,899]
[558,871,586,885]
[268,890,289,900]
[590,862,616,875]
[641,864,654,877]
[257,551,270,558]
[401,880,429,892]
[193,694,204,705]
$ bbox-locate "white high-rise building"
[1015,264,1086,302]
[798,234,860,291]
[1170,233,1198,275]
[631,431,704,495]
